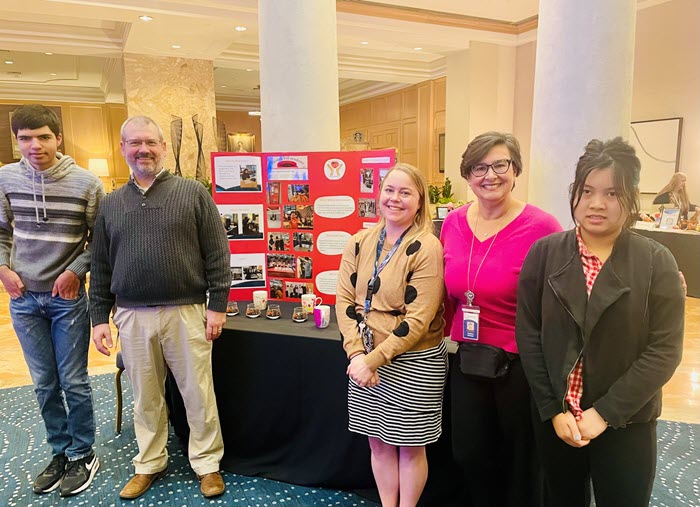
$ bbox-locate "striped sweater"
[0,154,104,292]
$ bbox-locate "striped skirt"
[348,340,448,446]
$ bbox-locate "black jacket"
[516,228,684,429]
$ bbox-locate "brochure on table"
[211,149,395,305]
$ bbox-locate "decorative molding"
[0,83,105,103]
[336,1,538,35]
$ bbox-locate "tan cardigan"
[336,226,445,370]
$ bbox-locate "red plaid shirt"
[565,228,603,420]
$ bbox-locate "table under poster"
[165,302,462,506]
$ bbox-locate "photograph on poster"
[297,256,313,279]
[214,155,262,192]
[293,232,313,252]
[268,232,290,251]
[218,204,264,240]
[267,155,309,181]
[283,205,314,229]
[267,181,280,204]
[358,198,377,218]
[288,184,310,202]
[360,168,374,193]
[230,253,266,288]
[270,279,285,299]
[285,281,315,299]
[267,206,281,228]
[267,253,296,278]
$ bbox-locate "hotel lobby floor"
[0,292,697,425]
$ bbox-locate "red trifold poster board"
[210,149,396,305]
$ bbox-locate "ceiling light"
[4,60,13,64]
[413,47,423,51]
[50,73,57,76]
[139,15,154,22]
[45,52,53,55]
[245,68,253,72]
[360,41,369,45]
[235,26,247,32]
[221,85,227,88]
[171,44,181,49]
[248,111,261,116]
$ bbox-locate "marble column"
[122,54,218,180]
[257,0,340,151]
[529,0,637,227]
[444,43,516,202]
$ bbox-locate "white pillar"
[529,0,637,227]
[444,50,471,202]
[257,0,340,151]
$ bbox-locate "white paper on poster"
[217,204,264,240]
[323,158,346,180]
[361,156,391,164]
[363,222,378,229]
[317,231,352,256]
[214,156,262,192]
[230,253,266,289]
[267,155,309,181]
[314,196,355,218]
[315,270,339,295]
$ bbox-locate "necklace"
[465,205,511,306]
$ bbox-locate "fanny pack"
[458,342,516,379]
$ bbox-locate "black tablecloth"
[166,302,462,505]
[635,228,700,298]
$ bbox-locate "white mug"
[253,290,268,310]
[314,304,331,329]
[301,293,322,313]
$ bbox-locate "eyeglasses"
[124,139,161,148]
[470,159,512,177]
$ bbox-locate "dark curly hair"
[569,137,640,228]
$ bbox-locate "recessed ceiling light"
[235,26,247,32]
[139,15,154,22]
[171,44,181,49]
[50,73,57,76]
[360,41,369,45]
[221,85,227,88]
[245,68,253,72]
[4,60,13,65]
[45,52,53,55]
[413,47,423,51]
[248,111,261,116]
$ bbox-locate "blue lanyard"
[364,226,411,313]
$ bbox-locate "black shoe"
[59,452,99,497]
[33,454,68,493]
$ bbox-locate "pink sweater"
[441,203,561,353]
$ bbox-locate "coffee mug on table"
[314,304,331,329]
[253,290,268,310]
[301,293,322,313]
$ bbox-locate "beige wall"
[633,0,700,212]
[340,78,446,184]
[513,42,537,202]
[215,111,263,151]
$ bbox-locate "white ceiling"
[0,0,670,110]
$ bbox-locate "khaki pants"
[114,304,223,475]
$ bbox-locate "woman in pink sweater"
[440,132,561,507]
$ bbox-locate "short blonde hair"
[375,163,434,241]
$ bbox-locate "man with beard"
[89,116,230,500]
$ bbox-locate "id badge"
[462,305,480,341]
[359,319,374,354]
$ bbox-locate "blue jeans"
[10,290,95,460]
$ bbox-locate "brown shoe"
[198,471,225,498]
[119,468,168,500]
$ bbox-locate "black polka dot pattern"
[406,240,421,256]
[406,270,414,283]
[369,276,381,295]
[355,242,360,256]
[405,285,417,305]
[346,305,357,321]
[393,321,410,337]
[350,272,357,288]
[389,310,403,316]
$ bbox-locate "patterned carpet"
[0,374,377,507]
[0,373,698,507]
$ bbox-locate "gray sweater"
[0,154,104,291]
[89,171,231,325]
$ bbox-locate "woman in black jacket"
[516,137,685,507]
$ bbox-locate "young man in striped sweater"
[0,104,104,496]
